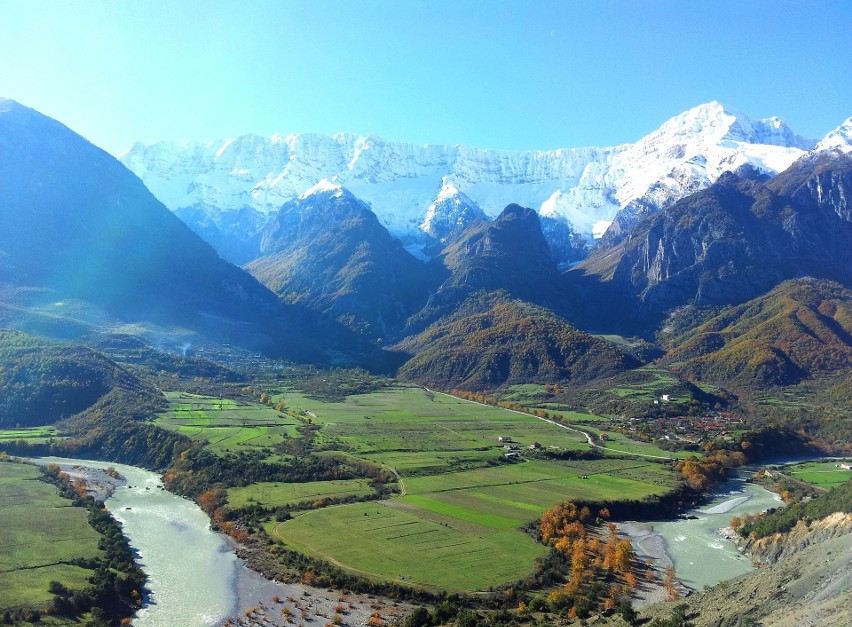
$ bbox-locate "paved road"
[423,386,674,461]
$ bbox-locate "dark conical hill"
[246,185,439,340]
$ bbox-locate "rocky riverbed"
[31,457,414,626]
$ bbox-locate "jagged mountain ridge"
[571,148,852,331]
[419,181,489,246]
[246,181,439,340]
[815,116,852,154]
[438,204,562,300]
[404,203,571,337]
[119,102,815,264]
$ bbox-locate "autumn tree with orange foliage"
[675,450,746,491]
[198,487,227,515]
[539,501,641,619]
[663,565,680,600]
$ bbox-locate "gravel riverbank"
[29,458,126,500]
[220,556,415,626]
[29,458,414,625]
[616,521,683,606]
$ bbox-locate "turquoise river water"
[36,457,236,626]
[652,474,783,591]
[33,457,785,620]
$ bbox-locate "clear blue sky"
[1,0,850,154]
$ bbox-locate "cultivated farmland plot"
[152,385,685,590]
[268,501,548,591]
[783,460,852,489]
[0,461,103,609]
[154,385,683,591]
[0,426,63,444]
[227,478,376,509]
[256,386,682,591]
[154,391,300,455]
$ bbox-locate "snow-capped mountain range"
[119,102,846,264]
[816,116,852,154]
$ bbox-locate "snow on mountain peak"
[434,180,461,202]
[119,102,822,262]
[609,102,816,208]
[592,221,612,239]
[0,97,18,113]
[420,180,486,242]
[649,101,813,150]
[215,138,236,159]
[299,178,344,199]
[816,117,852,154]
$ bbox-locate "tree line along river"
[33,457,784,623]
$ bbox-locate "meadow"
[277,386,591,474]
[157,384,684,591]
[0,460,102,611]
[604,367,692,404]
[268,501,548,592]
[153,391,300,455]
[0,426,63,444]
[576,423,693,459]
[261,387,681,590]
[272,456,674,590]
[227,478,376,509]
[784,460,852,489]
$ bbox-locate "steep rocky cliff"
[572,151,852,331]
[622,512,852,627]
[739,511,852,564]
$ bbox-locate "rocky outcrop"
[572,152,852,332]
[625,513,852,627]
[540,215,591,267]
[738,511,852,564]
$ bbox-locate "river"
[33,456,787,617]
[630,473,784,592]
[35,457,236,626]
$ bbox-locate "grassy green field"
[0,460,102,611]
[154,392,300,455]
[159,384,683,592]
[273,456,676,590]
[784,460,852,489]
[277,386,591,473]
[0,426,63,444]
[499,383,549,403]
[549,410,609,423]
[269,500,547,592]
[227,478,376,509]
[605,367,692,404]
[404,458,677,500]
[578,424,692,459]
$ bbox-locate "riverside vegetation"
[1,98,851,626]
[0,330,835,626]
[0,456,143,626]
